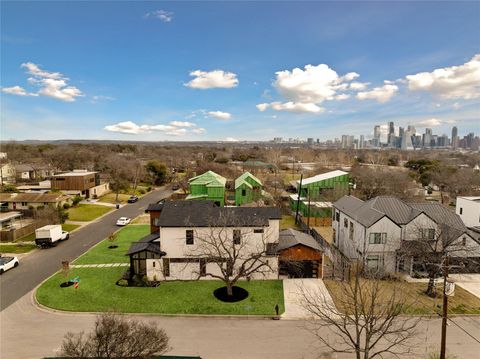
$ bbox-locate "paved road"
[1,290,480,359]
[0,187,172,311]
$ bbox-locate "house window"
[459,208,463,215]
[162,258,170,277]
[21,202,27,206]
[333,228,336,244]
[242,189,246,196]
[335,211,340,222]
[186,230,194,245]
[420,228,435,240]
[254,228,264,234]
[344,218,348,228]
[366,255,380,269]
[369,233,387,244]
[462,237,467,246]
[152,261,156,268]
[349,222,354,240]
[233,229,241,245]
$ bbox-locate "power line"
[447,318,480,344]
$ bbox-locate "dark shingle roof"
[157,200,281,227]
[145,202,165,212]
[276,229,322,252]
[126,233,164,256]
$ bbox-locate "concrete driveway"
[282,278,335,320]
[450,274,480,299]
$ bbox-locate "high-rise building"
[452,126,458,149]
[387,122,395,146]
[359,135,365,149]
[423,128,432,147]
[373,125,381,147]
[401,129,414,150]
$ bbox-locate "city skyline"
[1,2,479,141]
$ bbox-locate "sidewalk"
[282,278,335,320]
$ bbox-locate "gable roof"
[276,229,322,252]
[157,200,281,227]
[145,201,165,212]
[299,170,348,186]
[188,171,226,187]
[14,164,35,172]
[235,171,262,189]
[334,195,467,232]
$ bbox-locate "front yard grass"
[74,225,149,265]
[36,267,285,315]
[0,243,37,254]
[324,279,480,315]
[62,223,80,232]
[98,193,131,204]
[67,204,113,222]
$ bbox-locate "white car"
[116,217,131,226]
[0,256,19,274]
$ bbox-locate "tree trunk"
[226,283,233,297]
[426,276,436,297]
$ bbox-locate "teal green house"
[186,171,226,206]
[235,172,263,206]
[297,170,349,199]
[290,170,349,217]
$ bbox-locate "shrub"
[146,186,152,192]
[63,203,71,209]
[138,188,146,194]
[72,195,82,206]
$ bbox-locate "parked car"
[0,256,19,274]
[127,195,139,203]
[116,217,131,226]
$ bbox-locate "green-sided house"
[235,172,263,205]
[186,170,226,206]
[290,170,349,217]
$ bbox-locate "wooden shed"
[277,229,324,278]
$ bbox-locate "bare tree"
[59,312,170,358]
[300,263,419,359]
[399,222,477,297]
[186,211,276,297]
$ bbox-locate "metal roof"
[276,229,322,252]
[298,170,348,186]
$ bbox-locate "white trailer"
[35,224,69,247]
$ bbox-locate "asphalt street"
[0,187,172,311]
[1,290,480,359]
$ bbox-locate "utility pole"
[295,174,303,225]
[440,256,449,359]
[306,193,311,233]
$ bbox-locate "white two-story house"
[456,196,480,228]
[332,196,480,274]
[128,200,281,281]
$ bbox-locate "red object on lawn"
[74,281,79,289]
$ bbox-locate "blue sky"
[1,1,479,142]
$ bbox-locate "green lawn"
[36,267,285,315]
[67,204,113,222]
[324,279,480,315]
[62,223,80,232]
[0,243,37,254]
[17,232,36,242]
[98,193,131,204]
[74,225,150,265]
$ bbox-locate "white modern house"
[128,201,281,281]
[456,196,480,228]
[332,196,480,274]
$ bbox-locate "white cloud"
[223,137,239,142]
[207,111,232,120]
[414,118,457,127]
[144,10,173,22]
[91,95,115,103]
[356,83,399,103]
[1,85,37,97]
[2,62,84,102]
[185,70,239,89]
[104,120,205,136]
[406,54,480,100]
[349,82,369,91]
[192,127,206,134]
[257,101,324,113]
[170,121,196,127]
[258,64,370,113]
